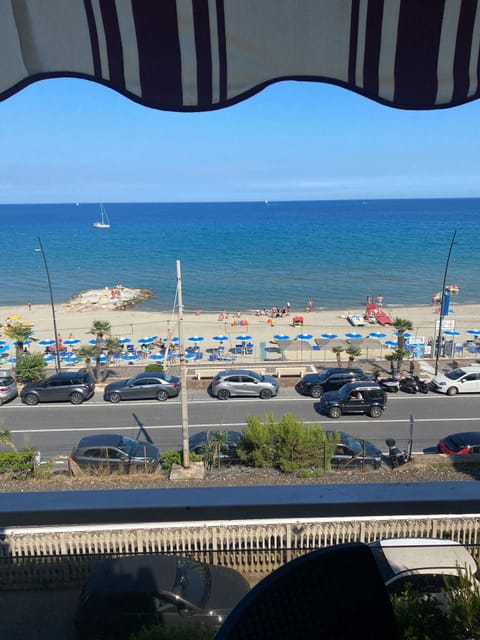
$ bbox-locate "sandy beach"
[2,299,480,359]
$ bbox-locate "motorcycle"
[399,375,429,394]
[372,371,400,393]
[385,438,409,468]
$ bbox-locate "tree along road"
[1,391,479,460]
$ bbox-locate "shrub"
[0,450,36,478]
[15,352,46,382]
[159,450,181,470]
[237,413,338,473]
[144,363,164,372]
[131,624,216,640]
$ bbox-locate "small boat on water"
[93,204,110,229]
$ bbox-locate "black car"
[103,372,181,403]
[71,434,159,473]
[189,430,243,466]
[297,368,366,398]
[330,431,382,469]
[74,554,251,639]
[20,371,95,405]
[318,381,387,418]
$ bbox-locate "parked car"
[437,431,480,455]
[369,538,479,597]
[330,431,382,469]
[430,364,480,395]
[104,372,181,403]
[71,434,159,473]
[210,369,279,400]
[318,381,387,418]
[20,371,95,405]
[74,554,251,639]
[0,371,17,405]
[297,367,366,398]
[189,430,243,465]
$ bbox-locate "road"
[1,389,479,459]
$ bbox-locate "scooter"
[373,371,400,393]
[399,375,429,394]
[385,438,409,468]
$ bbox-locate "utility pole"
[38,236,61,373]
[176,260,190,468]
[434,230,457,375]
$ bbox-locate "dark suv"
[20,371,95,405]
[297,368,366,398]
[318,381,387,419]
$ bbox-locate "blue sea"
[2,199,478,312]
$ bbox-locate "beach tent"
[0,2,479,113]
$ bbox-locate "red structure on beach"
[365,300,393,326]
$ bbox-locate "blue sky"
[0,76,478,203]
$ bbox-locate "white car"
[369,538,479,597]
[430,365,480,396]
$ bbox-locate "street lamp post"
[434,230,457,375]
[37,236,61,373]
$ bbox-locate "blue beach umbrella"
[345,332,363,340]
[320,333,337,339]
[138,337,154,345]
[148,353,165,361]
[64,355,79,364]
[0,340,7,346]
[273,334,290,341]
[188,336,204,343]
[7,358,16,364]
[13,339,32,346]
[119,337,131,344]
[394,331,412,338]
[467,329,480,336]
[443,330,461,337]
[88,338,106,346]
[121,353,140,362]
[384,340,398,348]
[296,333,313,340]
[38,339,56,346]
[0,345,10,354]
[164,336,179,343]
[235,334,252,341]
[43,354,55,362]
[369,332,386,339]
[63,338,81,346]
[212,335,228,341]
[185,352,195,360]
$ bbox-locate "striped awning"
[2,0,480,111]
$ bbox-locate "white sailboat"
[93,204,110,229]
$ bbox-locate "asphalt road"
[1,388,479,459]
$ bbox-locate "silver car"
[210,369,279,400]
[0,372,17,406]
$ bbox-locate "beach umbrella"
[369,332,386,339]
[345,332,363,340]
[384,340,398,348]
[467,329,480,336]
[273,334,290,341]
[0,346,10,354]
[185,352,195,360]
[64,355,79,363]
[63,338,81,346]
[320,333,337,339]
[443,330,461,337]
[43,354,55,362]
[12,339,32,346]
[296,333,313,340]
[138,337,154,344]
[0,340,7,346]
[188,336,204,343]
[88,338,106,346]
[235,334,252,341]
[121,353,140,361]
[119,337,131,344]
[212,335,228,341]
[394,331,412,338]
[38,339,56,346]
[164,336,179,343]
[148,353,165,361]
[7,358,16,364]
[9,315,21,320]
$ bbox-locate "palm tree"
[77,344,96,375]
[88,320,112,379]
[392,317,413,350]
[386,347,412,375]
[3,322,36,368]
[345,345,362,367]
[102,336,123,381]
[332,345,344,367]
[0,428,16,451]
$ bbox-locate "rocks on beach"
[65,285,153,312]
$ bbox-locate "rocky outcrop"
[65,285,154,311]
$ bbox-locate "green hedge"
[0,451,36,478]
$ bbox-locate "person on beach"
[306,300,313,312]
